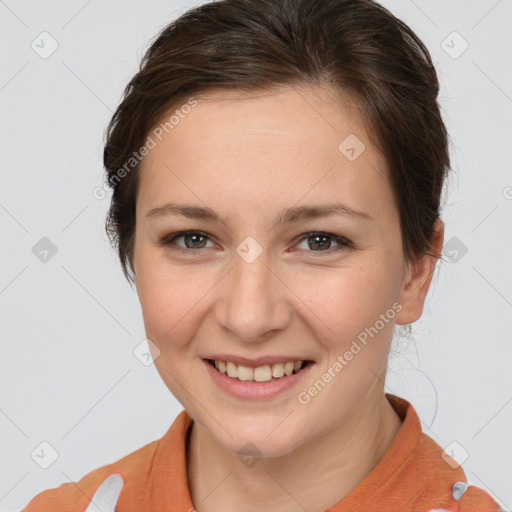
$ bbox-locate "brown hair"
[103,0,450,286]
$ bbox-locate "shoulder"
[458,484,504,511]
[21,409,193,512]
[413,433,500,511]
[21,437,161,511]
[385,395,501,512]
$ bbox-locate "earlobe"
[395,219,445,325]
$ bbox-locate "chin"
[228,435,299,459]
[208,416,305,459]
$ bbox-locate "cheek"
[293,266,399,414]
[136,237,402,350]
[297,266,400,389]
[136,262,203,344]
[294,261,398,336]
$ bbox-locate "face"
[132,85,431,457]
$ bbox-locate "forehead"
[137,85,392,220]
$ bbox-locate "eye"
[159,231,215,254]
[159,230,353,257]
[292,231,353,258]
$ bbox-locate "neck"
[186,390,402,512]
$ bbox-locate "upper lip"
[204,354,313,367]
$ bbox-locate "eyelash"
[159,230,353,258]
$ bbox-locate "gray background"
[0,0,511,510]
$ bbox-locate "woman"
[22,0,501,510]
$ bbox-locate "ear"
[395,218,444,325]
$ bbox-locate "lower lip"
[204,359,313,400]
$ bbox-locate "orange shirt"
[22,394,500,512]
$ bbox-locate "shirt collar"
[146,393,463,511]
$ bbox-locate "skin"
[132,84,444,512]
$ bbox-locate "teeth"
[253,365,272,382]
[226,361,238,378]
[237,365,253,381]
[211,359,305,382]
[272,363,285,378]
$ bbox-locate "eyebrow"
[145,201,372,228]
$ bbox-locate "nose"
[215,248,290,343]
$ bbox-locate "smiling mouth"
[205,358,313,383]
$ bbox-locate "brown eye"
[293,232,353,257]
[159,230,352,258]
[160,230,214,253]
